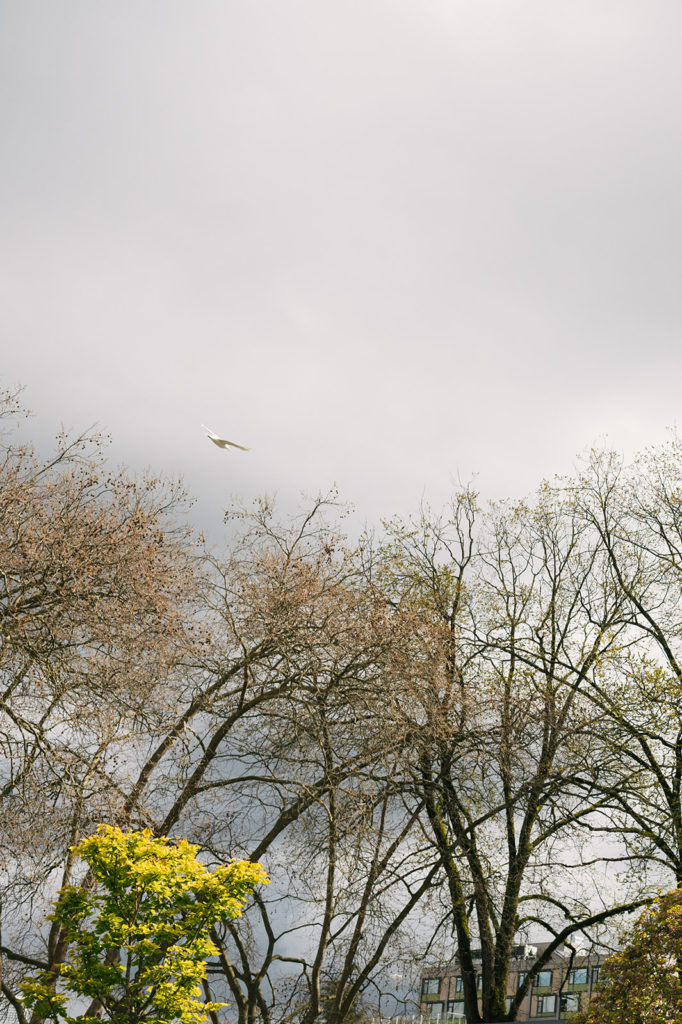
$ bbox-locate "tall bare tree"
[150,497,435,1024]
[380,490,649,1023]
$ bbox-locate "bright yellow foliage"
[22,825,268,1024]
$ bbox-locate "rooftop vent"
[511,944,537,959]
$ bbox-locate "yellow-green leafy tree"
[22,826,268,1024]
[572,890,682,1024]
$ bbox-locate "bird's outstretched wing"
[202,425,251,451]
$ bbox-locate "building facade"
[419,944,607,1023]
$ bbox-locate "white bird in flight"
[202,425,251,452]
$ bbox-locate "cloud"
[2,0,681,534]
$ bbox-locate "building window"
[427,1002,444,1019]
[518,970,527,989]
[447,1001,464,1019]
[477,973,483,990]
[534,970,552,988]
[591,965,601,985]
[422,978,441,995]
[568,967,587,986]
[536,994,557,1016]
[454,977,463,993]
[506,996,514,1013]
[560,993,581,1014]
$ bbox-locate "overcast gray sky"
[2,1,681,536]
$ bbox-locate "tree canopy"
[5,385,682,1024]
[572,888,682,1024]
[22,826,267,1024]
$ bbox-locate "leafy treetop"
[22,825,268,1024]
[572,889,682,1024]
